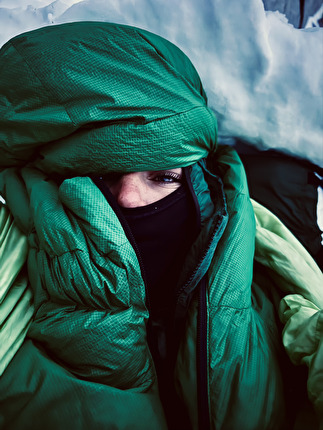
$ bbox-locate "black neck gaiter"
[120,179,199,318]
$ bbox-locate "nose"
[112,173,147,208]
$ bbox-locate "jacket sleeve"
[251,199,323,420]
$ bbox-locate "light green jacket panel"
[0,203,33,375]
[252,199,323,421]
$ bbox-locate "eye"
[149,170,183,185]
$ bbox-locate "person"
[0,21,322,430]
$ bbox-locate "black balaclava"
[120,169,200,318]
[94,167,200,319]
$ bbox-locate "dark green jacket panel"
[174,147,287,430]
[0,340,167,430]
[207,147,286,429]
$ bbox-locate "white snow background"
[0,0,322,230]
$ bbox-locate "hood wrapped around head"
[0,21,217,175]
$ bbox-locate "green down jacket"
[0,22,322,430]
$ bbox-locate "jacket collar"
[174,160,228,320]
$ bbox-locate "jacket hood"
[0,21,217,175]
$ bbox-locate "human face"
[103,169,183,208]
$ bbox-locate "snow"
[0,0,322,227]
[0,1,80,41]
[305,4,323,28]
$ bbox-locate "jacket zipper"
[174,216,222,309]
[174,166,225,430]
[197,276,210,430]
[173,217,222,430]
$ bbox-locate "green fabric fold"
[0,22,217,176]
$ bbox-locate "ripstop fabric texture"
[0,21,217,176]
